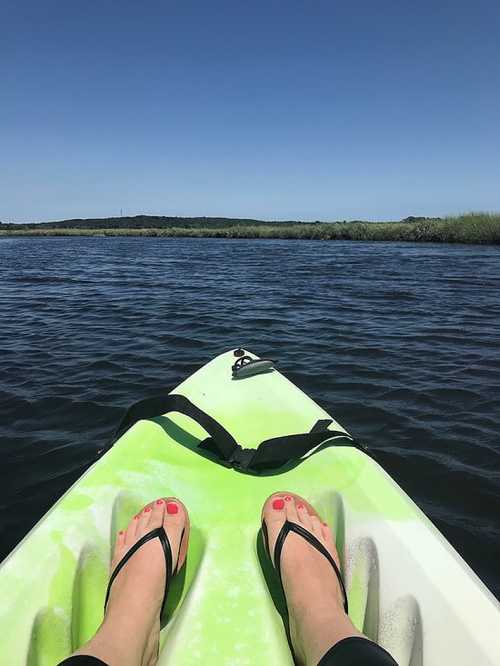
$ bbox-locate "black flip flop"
[104,525,185,616]
[262,518,349,615]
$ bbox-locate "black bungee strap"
[262,519,349,614]
[112,393,239,460]
[109,393,367,472]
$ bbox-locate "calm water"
[1,237,499,598]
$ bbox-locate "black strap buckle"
[225,444,255,470]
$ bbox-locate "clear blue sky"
[2,1,499,222]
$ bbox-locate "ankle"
[293,605,364,666]
[73,616,148,666]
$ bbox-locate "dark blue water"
[1,237,499,598]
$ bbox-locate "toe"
[163,497,189,571]
[262,492,288,555]
[263,493,287,525]
[148,498,166,530]
[321,520,335,545]
[310,515,324,541]
[137,502,154,536]
[124,511,140,548]
[113,528,126,559]
[284,495,299,524]
[295,498,312,530]
[164,498,183,525]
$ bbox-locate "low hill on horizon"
[0,214,440,229]
[1,213,498,243]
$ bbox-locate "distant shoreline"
[1,213,499,244]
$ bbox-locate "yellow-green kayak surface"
[0,349,499,665]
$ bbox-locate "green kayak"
[0,349,498,665]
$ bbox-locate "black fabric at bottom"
[58,637,396,666]
[318,636,398,666]
[58,657,108,666]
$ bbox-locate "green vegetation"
[1,213,499,244]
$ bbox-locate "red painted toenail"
[297,503,304,509]
[285,496,292,502]
[144,507,151,512]
[272,498,285,510]
[156,499,163,505]
[166,502,179,514]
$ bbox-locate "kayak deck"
[0,350,498,665]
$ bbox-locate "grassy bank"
[1,213,499,244]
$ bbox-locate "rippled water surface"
[1,237,499,598]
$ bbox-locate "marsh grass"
[1,213,499,244]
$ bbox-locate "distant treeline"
[0,214,439,230]
[1,213,499,244]
[0,215,304,230]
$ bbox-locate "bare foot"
[71,497,189,666]
[262,492,364,666]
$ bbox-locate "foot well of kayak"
[1,350,498,666]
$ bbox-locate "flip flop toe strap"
[268,519,349,614]
[104,526,173,615]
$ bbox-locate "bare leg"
[66,497,189,666]
[262,492,366,666]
